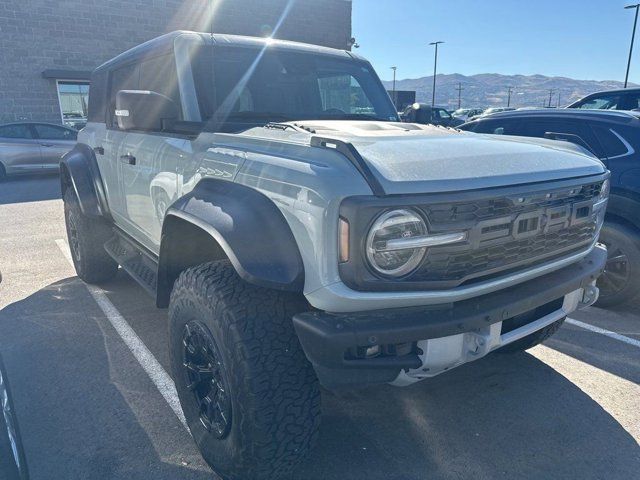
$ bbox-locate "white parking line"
[566,317,640,349]
[55,239,188,430]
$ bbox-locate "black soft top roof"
[94,31,354,74]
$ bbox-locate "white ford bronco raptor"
[61,31,609,479]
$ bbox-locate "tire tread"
[169,261,320,480]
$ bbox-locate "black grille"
[410,181,602,286]
[414,223,595,283]
[422,183,601,225]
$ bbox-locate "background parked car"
[469,107,515,120]
[0,123,77,178]
[401,103,464,126]
[567,87,640,111]
[62,113,87,131]
[460,109,640,307]
[452,107,485,122]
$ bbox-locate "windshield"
[193,45,399,131]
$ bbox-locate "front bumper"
[293,244,606,388]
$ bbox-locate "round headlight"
[366,209,427,277]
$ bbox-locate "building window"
[57,81,89,130]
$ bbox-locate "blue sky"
[352,0,639,83]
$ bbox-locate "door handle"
[94,146,104,155]
[120,154,136,165]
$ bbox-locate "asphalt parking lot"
[0,174,638,480]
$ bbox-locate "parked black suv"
[401,103,464,127]
[461,109,640,307]
[567,87,640,111]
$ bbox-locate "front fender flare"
[60,143,110,219]
[158,179,305,301]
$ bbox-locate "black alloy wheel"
[66,211,81,264]
[595,221,640,308]
[599,240,629,299]
[182,320,232,439]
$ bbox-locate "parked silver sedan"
[0,122,77,178]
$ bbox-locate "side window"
[470,119,517,135]
[0,124,33,139]
[33,124,77,141]
[593,126,631,158]
[138,55,183,120]
[108,63,139,128]
[625,93,640,110]
[517,120,559,137]
[575,95,621,110]
[436,109,451,119]
[517,120,600,156]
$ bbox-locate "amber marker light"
[339,217,350,263]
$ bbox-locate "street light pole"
[455,82,463,109]
[390,66,397,107]
[624,4,640,88]
[506,86,513,107]
[429,41,444,107]
[548,89,555,108]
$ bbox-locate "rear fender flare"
[60,143,110,219]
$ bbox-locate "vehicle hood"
[243,121,606,195]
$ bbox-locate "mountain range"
[381,73,639,110]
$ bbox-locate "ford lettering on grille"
[474,200,593,245]
[409,181,603,287]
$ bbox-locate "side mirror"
[115,90,179,131]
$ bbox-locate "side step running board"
[104,232,158,298]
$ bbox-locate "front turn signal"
[339,217,350,263]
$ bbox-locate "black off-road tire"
[168,261,321,480]
[497,317,566,354]
[0,355,30,480]
[595,221,640,308]
[63,189,118,284]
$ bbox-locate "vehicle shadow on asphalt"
[548,301,640,385]
[0,277,216,480]
[0,174,61,205]
[1,277,638,480]
[298,349,640,479]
